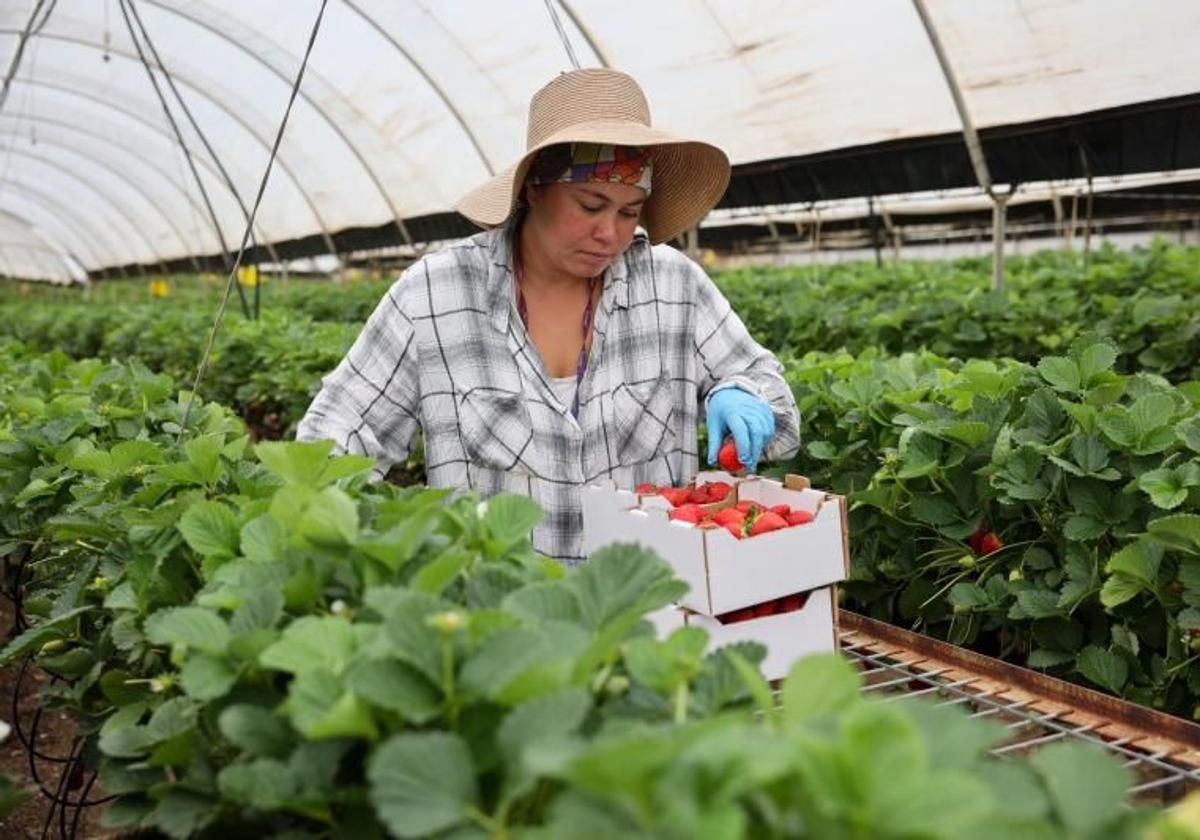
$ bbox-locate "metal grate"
[838,621,1200,805]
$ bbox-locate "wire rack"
[838,618,1200,805]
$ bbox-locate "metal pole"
[992,193,1009,292]
[912,0,1008,290]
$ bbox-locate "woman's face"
[523,181,646,279]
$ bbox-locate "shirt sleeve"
[295,275,422,477]
[692,265,801,462]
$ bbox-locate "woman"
[297,68,800,564]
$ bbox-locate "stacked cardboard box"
[583,472,848,680]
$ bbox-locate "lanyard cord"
[512,245,598,419]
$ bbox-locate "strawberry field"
[3,242,1200,832]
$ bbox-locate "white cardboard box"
[580,470,738,557]
[618,475,849,616]
[646,587,839,682]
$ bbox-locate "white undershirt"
[549,375,577,410]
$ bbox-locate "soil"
[0,592,111,839]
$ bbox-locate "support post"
[991,192,1009,292]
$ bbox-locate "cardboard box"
[581,470,738,557]
[621,475,849,616]
[645,587,839,682]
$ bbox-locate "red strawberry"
[787,509,815,526]
[669,503,703,524]
[705,481,731,501]
[979,532,1003,555]
[735,500,762,515]
[688,486,713,505]
[635,483,656,494]
[753,601,776,618]
[778,594,805,613]
[769,504,792,518]
[711,508,745,527]
[660,488,691,507]
[723,521,745,539]
[717,439,743,472]
[748,511,788,537]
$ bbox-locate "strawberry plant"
[782,338,1200,715]
[1,340,1159,836]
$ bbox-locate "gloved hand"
[705,387,776,472]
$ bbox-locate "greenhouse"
[1,1,1199,837]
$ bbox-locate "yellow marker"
[237,265,260,287]
[149,279,170,298]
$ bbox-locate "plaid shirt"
[297,225,800,564]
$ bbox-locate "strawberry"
[705,481,732,501]
[717,439,743,472]
[660,488,691,507]
[787,509,815,526]
[735,500,762,515]
[688,486,713,505]
[635,482,656,494]
[979,532,1003,555]
[723,521,745,539]
[769,504,791,517]
[778,594,806,613]
[711,507,745,528]
[748,511,788,537]
[669,503,703,524]
[752,600,776,618]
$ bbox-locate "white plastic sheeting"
[0,0,1197,281]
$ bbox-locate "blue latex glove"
[705,387,776,472]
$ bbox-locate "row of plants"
[0,304,359,440]
[0,340,1163,837]
[8,241,1200,382]
[780,337,1200,716]
[719,240,1200,382]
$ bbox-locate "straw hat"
[455,68,730,245]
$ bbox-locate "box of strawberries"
[619,473,848,616]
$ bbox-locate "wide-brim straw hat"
[455,68,730,245]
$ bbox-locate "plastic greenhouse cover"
[0,0,1196,281]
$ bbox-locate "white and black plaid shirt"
[297,224,800,564]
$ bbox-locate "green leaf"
[623,627,709,694]
[218,704,294,759]
[1027,649,1076,668]
[1029,742,1131,835]
[942,421,990,449]
[411,549,471,596]
[1129,393,1175,437]
[1105,539,1163,586]
[184,434,224,486]
[781,654,860,728]
[144,607,231,656]
[283,668,378,740]
[1013,590,1061,619]
[259,615,357,675]
[1037,356,1080,392]
[948,582,990,610]
[1075,342,1117,387]
[1063,514,1107,541]
[1147,514,1200,554]
[254,439,336,486]
[178,501,239,558]
[344,658,441,724]
[483,493,544,549]
[179,653,237,701]
[566,543,686,631]
[897,431,941,479]
[369,732,479,838]
[0,607,91,667]
[142,790,217,839]
[909,494,960,526]
[496,687,591,795]
[1099,575,1143,609]
[1139,468,1190,509]
[1076,646,1128,694]
[239,515,285,563]
[217,759,295,811]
